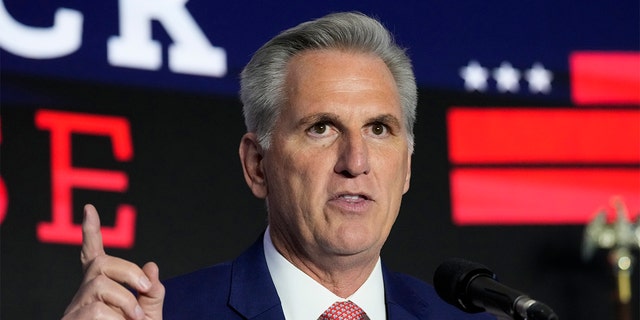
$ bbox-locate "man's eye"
[309,123,329,135]
[312,123,326,134]
[371,123,388,136]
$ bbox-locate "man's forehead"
[284,52,400,105]
[287,49,392,79]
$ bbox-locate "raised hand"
[62,204,164,319]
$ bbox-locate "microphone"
[433,258,558,320]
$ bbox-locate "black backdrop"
[2,73,637,319]
[2,1,639,318]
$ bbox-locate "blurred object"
[583,197,640,320]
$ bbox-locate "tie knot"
[319,300,369,320]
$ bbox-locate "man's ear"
[403,153,412,194]
[239,133,268,198]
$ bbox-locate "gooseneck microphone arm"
[433,258,558,320]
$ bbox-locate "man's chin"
[324,234,380,258]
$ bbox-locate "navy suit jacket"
[163,236,494,319]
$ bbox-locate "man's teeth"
[341,195,362,201]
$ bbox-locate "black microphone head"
[433,258,496,313]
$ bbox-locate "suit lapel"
[228,235,286,319]
[383,264,430,320]
[227,236,433,320]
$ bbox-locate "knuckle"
[94,273,109,285]
[157,282,166,296]
[77,301,108,319]
[86,301,103,314]
[82,254,105,274]
[91,254,109,269]
[86,301,121,319]
[87,273,110,292]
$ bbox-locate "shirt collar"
[263,226,386,319]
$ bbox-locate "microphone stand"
[583,198,639,320]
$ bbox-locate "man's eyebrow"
[297,113,340,127]
[368,114,402,129]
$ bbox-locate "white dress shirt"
[263,227,387,319]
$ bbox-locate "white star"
[525,62,553,94]
[493,62,521,93]
[460,60,489,92]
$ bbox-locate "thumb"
[138,262,165,319]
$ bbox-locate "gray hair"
[240,12,417,151]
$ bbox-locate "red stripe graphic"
[448,107,640,225]
[451,168,640,225]
[448,108,640,164]
[570,52,640,105]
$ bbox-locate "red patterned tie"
[318,301,369,320]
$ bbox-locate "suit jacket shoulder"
[383,268,495,319]
[162,236,285,319]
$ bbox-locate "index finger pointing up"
[81,204,106,270]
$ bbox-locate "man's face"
[260,49,411,263]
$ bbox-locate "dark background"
[2,1,639,319]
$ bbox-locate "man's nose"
[334,132,370,177]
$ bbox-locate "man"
[62,12,493,319]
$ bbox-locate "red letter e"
[36,109,135,248]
